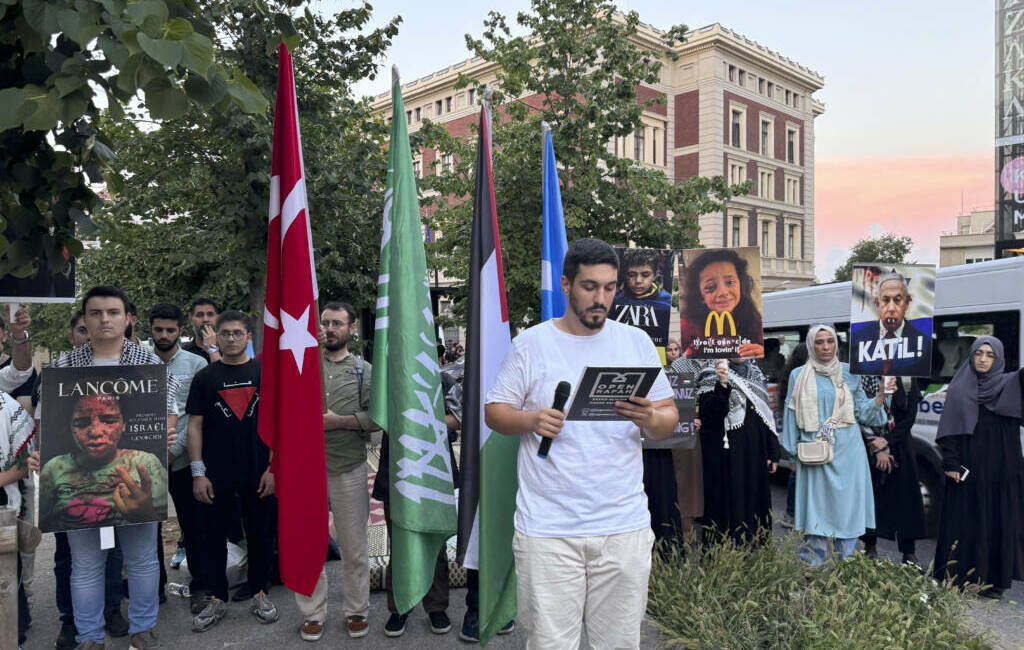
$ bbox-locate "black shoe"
[459,609,479,642]
[864,545,878,559]
[902,554,924,571]
[104,607,129,637]
[498,620,515,635]
[55,621,78,650]
[429,611,452,634]
[384,613,407,637]
[231,583,254,602]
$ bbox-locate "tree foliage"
[415,0,750,328]
[0,0,270,284]
[87,0,399,332]
[833,233,915,282]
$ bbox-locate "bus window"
[932,310,1019,383]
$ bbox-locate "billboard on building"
[996,1,1024,255]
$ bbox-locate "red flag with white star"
[259,43,327,597]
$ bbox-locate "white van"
[761,256,1024,535]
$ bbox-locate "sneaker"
[192,597,228,633]
[347,615,369,638]
[459,609,479,642]
[128,629,162,650]
[300,620,324,642]
[56,621,78,650]
[251,590,279,624]
[498,620,515,635]
[104,608,129,637]
[383,613,407,637]
[429,611,452,634]
[74,643,104,650]
[169,548,186,570]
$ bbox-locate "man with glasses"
[186,310,278,632]
[294,301,376,641]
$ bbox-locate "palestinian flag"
[456,98,516,645]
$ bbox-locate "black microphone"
[537,381,572,459]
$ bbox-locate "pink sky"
[814,151,994,280]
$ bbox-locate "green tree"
[833,233,915,282]
[86,1,399,329]
[0,0,269,282]
[414,0,750,328]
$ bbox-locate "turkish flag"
[259,43,327,597]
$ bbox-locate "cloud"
[814,152,992,280]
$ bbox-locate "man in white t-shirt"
[485,237,678,649]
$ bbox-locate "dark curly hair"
[682,248,761,328]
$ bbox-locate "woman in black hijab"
[933,336,1024,599]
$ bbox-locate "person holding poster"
[782,324,888,565]
[849,265,934,377]
[679,248,764,360]
[28,284,179,650]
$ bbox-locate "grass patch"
[647,534,992,649]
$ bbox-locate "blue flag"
[541,124,568,321]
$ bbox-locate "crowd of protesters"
[5,237,1024,649]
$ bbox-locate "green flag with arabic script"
[369,67,457,615]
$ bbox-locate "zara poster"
[849,263,935,377]
[39,365,169,533]
[678,246,764,360]
[610,248,675,363]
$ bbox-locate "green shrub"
[647,535,992,650]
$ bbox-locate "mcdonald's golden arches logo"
[704,310,737,337]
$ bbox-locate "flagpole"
[482,85,493,158]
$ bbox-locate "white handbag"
[797,419,836,466]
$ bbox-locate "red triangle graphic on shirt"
[218,387,257,421]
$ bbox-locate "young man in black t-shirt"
[186,310,278,632]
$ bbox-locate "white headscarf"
[0,392,34,511]
[787,324,856,431]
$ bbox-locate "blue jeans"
[55,531,124,624]
[799,535,858,566]
[67,523,159,642]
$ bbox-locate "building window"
[414,107,421,122]
[787,128,799,164]
[468,88,476,105]
[785,89,791,105]
[758,78,765,94]
[651,127,659,165]
[413,160,422,178]
[728,64,736,82]
[761,221,770,256]
[731,109,744,148]
[405,110,412,123]
[760,119,772,156]
[738,69,745,86]
[785,177,800,204]
[787,224,797,258]
[435,100,442,115]
[729,161,746,185]
[792,93,800,109]
[759,170,773,199]
[441,153,453,174]
[732,216,742,247]
[446,96,453,112]
[633,128,645,162]
[767,81,774,98]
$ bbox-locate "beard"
[154,336,179,351]
[569,292,607,330]
[324,335,349,352]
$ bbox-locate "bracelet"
[10,333,29,345]
[206,345,219,353]
[190,461,206,477]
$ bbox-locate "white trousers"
[512,526,654,650]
